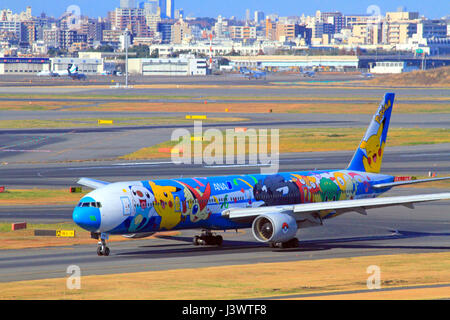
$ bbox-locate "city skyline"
[0,0,448,19]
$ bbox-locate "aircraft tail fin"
[67,64,77,74]
[347,93,395,173]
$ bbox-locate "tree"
[128,44,150,58]
[150,48,159,58]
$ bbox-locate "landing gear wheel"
[215,235,223,246]
[281,238,299,249]
[193,231,223,246]
[193,235,200,246]
[97,235,110,256]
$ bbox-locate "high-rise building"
[214,15,229,39]
[174,8,184,19]
[166,0,175,19]
[245,9,250,22]
[120,0,136,9]
[172,17,191,44]
[254,11,265,24]
[265,18,277,40]
[158,22,173,43]
[230,25,256,40]
[141,0,158,15]
[159,0,174,18]
[159,0,166,17]
[416,19,447,39]
[109,7,148,37]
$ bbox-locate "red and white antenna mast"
[209,33,213,71]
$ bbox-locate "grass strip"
[0,252,449,299]
[121,127,450,160]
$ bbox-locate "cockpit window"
[78,201,102,208]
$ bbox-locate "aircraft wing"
[77,178,109,189]
[222,193,450,224]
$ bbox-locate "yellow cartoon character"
[333,172,356,200]
[360,121,385,173]
[148,181,181,230]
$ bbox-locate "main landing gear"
[193,230,223,246]
[269,237,299,249]
[92,232,110,256]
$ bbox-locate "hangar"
[0,57,50,74]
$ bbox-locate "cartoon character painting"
[360,119,385,173]
[148,181,181,230]
[333,172,356,200]
[319,177,339,202]
[178,181,212,223]
[254,174,300,206]
[128,185,158,233]
[291,174,322,203]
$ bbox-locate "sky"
[1,0,448,19]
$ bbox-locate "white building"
[0,57,50,74]
[128,54,207,76]
[50,57,104,74]
[370,61,418,74]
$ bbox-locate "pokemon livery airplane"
[73,93,450,256]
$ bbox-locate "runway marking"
[203,163,271,168]
[0,149,52,153]
[399,153,450,158]
[114,161,174,166]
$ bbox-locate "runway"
[0,192,449,282]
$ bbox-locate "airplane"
[66,64,87,80]
[360,72,374,78]
[73,93,450,256]
[38,64,87,80]
[239,67,267,80]
[300,67,315,77]
[36,70,58,77]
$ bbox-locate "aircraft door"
[120,196,132,216]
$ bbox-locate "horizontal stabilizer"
[77,178,109,189]
[373,177,450,189]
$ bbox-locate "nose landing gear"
[97,239,110,256]
[193,230,223,246]
[92,232,110,256]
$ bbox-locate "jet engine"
[122,232,155,239]
[251,213,297,243]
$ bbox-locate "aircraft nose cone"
[73,200,101,232]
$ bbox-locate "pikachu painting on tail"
[347,93,394,174]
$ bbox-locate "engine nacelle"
[251,213,298,243]
[122,232,155,239]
